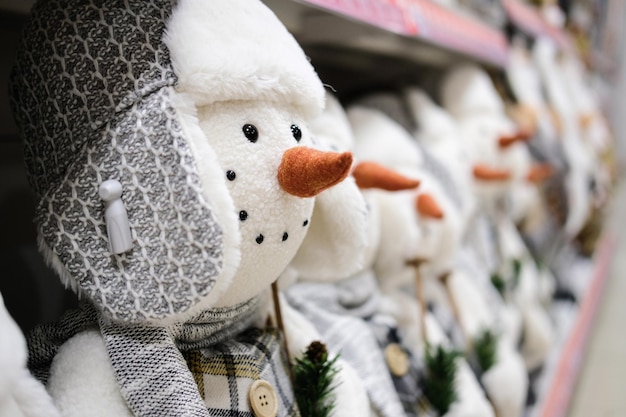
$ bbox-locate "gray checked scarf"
[287,271,420,417]
[28,296,298,417]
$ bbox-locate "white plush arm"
[0,292,61,417]
[47,330,132,417]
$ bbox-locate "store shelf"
[402,0,508,67]
[501,0,571,50]
[264,0,508,69]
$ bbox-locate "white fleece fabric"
[196,100,318,307]
[290,177,368,282]
[441,65,505,120]
[164,0,325,119]
[481,341,528,417]
[0,293,60,417]
[48,330,132,417]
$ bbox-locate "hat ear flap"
[36,89,240,324]
[289,177,368,282]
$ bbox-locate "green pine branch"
[490,273,506,298]
[511,258,522,289]
[473,329,499,373]
[424,345,461,416]
[294,341,340,417]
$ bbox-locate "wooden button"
[385,343,409,377]
[249,380,278,417]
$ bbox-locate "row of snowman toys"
[4,62,610,417]
[2,1,612,416]
[278,50,609,417]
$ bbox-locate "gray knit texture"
[10,0,225,323]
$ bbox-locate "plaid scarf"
[286,272,409,417]
[27,296,298,417]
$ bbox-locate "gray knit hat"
[10,0,229,324]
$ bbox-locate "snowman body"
[348,105,496,417]
[283,94,413,417]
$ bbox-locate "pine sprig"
[293,341,340,417]
[424,345,461,416]
[490,273,506,298]
[511,258,522,289]
[473,329,499,373]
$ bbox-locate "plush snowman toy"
[0,292,60,417]
[533,38,594,240]
[348,105,497,417]
[284,93,427,417]
[442,63,555,341]
[11,2,367,417]
[505,38,570,243]
[558,51,612,207]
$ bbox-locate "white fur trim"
[165,0,325,119]
[37,236,80,296]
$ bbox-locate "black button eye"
[291,124,302,142]
[243,124,258,142]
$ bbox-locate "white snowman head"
[166,1,357,308]
[442,65,535,211]
[404,87,477,225]
[347,105,461,288]
[11,0,353,324]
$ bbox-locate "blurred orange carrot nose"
[526,163,554,183]
[498,133,519,149]
[416,193,444,220]
[278,147,353,198]
[498,129,532,149]
[473,164,511,181]
[352,161,420,191]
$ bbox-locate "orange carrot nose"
[498,129,532,149]
[277,147,353,198]
[526,163,554,183]
[351,161,420,191]
[498,133,519,149]
[473,164,511,181]
[416,193,444,220]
